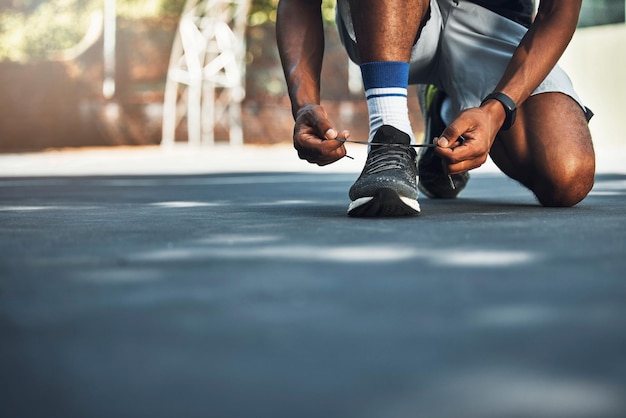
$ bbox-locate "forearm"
[492,0,581,106]
[276,0,325,119]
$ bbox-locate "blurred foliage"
[0,0,336,61]
[1,0,96,60]
[248,0,336,26]
[0,0,186,61]
[2,0,625,61]
[248,0,278,25]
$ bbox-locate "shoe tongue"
[371,125,411,146]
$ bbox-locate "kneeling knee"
[534,158,595,207]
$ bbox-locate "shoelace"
[362,145,416,175]
[334,136,466,164]
[335,138,437,148]
[334,137,435,160]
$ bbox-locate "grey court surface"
[1,146,625,418]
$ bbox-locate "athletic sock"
[360,61,415,144]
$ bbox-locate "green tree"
[0,0,336,61]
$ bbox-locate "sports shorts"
[336,0,589,123]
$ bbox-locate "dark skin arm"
[435,0,583,174]
[276,0,348,166]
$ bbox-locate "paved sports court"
[1,145,625,417]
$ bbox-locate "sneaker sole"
[347,187,421,217]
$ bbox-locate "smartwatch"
[481,92,517,130]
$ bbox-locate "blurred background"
[0,0,624,153]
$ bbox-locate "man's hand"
[434,102,505,174]
[293,104,350,166]
[276,0,347,165]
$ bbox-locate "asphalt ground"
[1,145,625,418]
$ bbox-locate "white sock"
[360,61,415,144]
[365,87,415,143]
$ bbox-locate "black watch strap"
[481,92,517,130]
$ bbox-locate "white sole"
[347,188,421,217]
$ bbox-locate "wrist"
[481,92,517,130]
[289,84,320,119]
[480,100,506,130]
[294,103,317,120]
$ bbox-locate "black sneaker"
[347,125,420,217]
[417,85,469,199]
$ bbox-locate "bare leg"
[490,93,595,207]
[347,0,429,62]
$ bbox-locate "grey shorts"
[336,0,586,123]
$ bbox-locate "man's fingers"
[439,153,487,174]
[314,129,349,165]
[293,105,350,165]
[445,161,480,174]
[324,128,338,140]
[296,132,347,165]
[435,134,466,149]
[318,137,347,165]
[434,106,497,173]
[436,138,488,173]
[436,120,468,147]
[436,142,472,163]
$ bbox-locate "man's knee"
[516,94,596,207]
[534,154,595,207]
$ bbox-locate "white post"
[103,0,116,99]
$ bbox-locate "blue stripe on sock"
[360,61,409,90]
[365,93,408,100]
